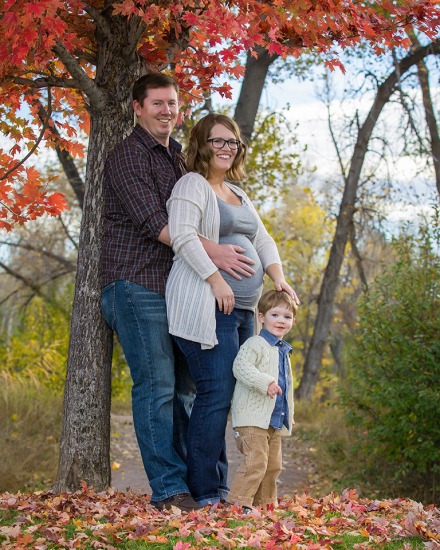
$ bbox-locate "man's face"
[133,86,179,146]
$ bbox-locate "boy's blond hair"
[258,290,298,316]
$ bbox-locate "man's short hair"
[258,290,298,316]
[133,73,179,106]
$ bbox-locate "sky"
[212,61,439,233]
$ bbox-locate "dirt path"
[110,414,325,498]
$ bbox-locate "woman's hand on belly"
[206,271,235,314]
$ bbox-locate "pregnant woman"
[166,113,299,506]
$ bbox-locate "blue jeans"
[101,281,195,501]
[174,307,254,506]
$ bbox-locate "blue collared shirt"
[259,329,292,430]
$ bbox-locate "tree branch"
[52,40,105,109]
[58,215,79,251]
[4,75,81,89]
[392,48,425,151]
[410,32,440,198]
[37,102,85,208]
[0,261,71,316]
[324,74,348,183]
[83,2,112,41]
[129,19,147,54]
[0,240,77,272]
[349,39,440,187]
[0,260,45,298]
[0,88,52,182]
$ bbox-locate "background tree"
[296,38,440,400]
[265,186,334,378]
[1,0,438,491]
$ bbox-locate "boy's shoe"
[242,506,252,514]
[151,493,201,512]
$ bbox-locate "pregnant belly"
[219,235,264,308]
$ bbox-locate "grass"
[333,535,425,549]
[0,377,62,493]
[0,376,132,494]
[110,537,426,549]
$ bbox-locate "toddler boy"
[227,290,297,510]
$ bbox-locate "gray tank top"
[217,195,264,310]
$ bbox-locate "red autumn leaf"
[0,0,438,230]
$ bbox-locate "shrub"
[340,212,440,504]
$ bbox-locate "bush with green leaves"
[340,211,440,503]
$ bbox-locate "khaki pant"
[228,426,282,507]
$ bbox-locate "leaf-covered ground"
[0,485,439,549]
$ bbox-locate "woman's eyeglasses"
[207,138,241,150]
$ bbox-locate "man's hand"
[201,238,255,280]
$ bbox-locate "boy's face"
[258,303,295,339]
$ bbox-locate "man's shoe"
[151,493,201,512]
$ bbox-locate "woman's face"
[207,123,240,178]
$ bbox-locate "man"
[100,73,254,512]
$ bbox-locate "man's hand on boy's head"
[267,381,282,398]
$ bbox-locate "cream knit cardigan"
[231,335,294,436]
[166,172,281,349]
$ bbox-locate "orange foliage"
[0,0,439,228]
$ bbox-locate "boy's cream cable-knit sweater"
[231,335,294,436]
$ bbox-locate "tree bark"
[234,46,278,141]
[53,13,143,492]
[415,52,440,199]
[296,40,440,401]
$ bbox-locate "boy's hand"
[267,381,282,398]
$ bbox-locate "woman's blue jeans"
[174,307,254,506]
[101,280,195,502]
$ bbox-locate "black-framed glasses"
[207,138,241,150]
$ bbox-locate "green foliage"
[264,186,335,383]
[339,210,440,502]
[244,110,304,206]
[0,288,131,399]
[0,296,70,392]
[111,340,132,402]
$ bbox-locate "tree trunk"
[416,56,440,199]
[296,41,440,401]
[54,14,143,491]
[234,46,278,141]
[53,116,115,491]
